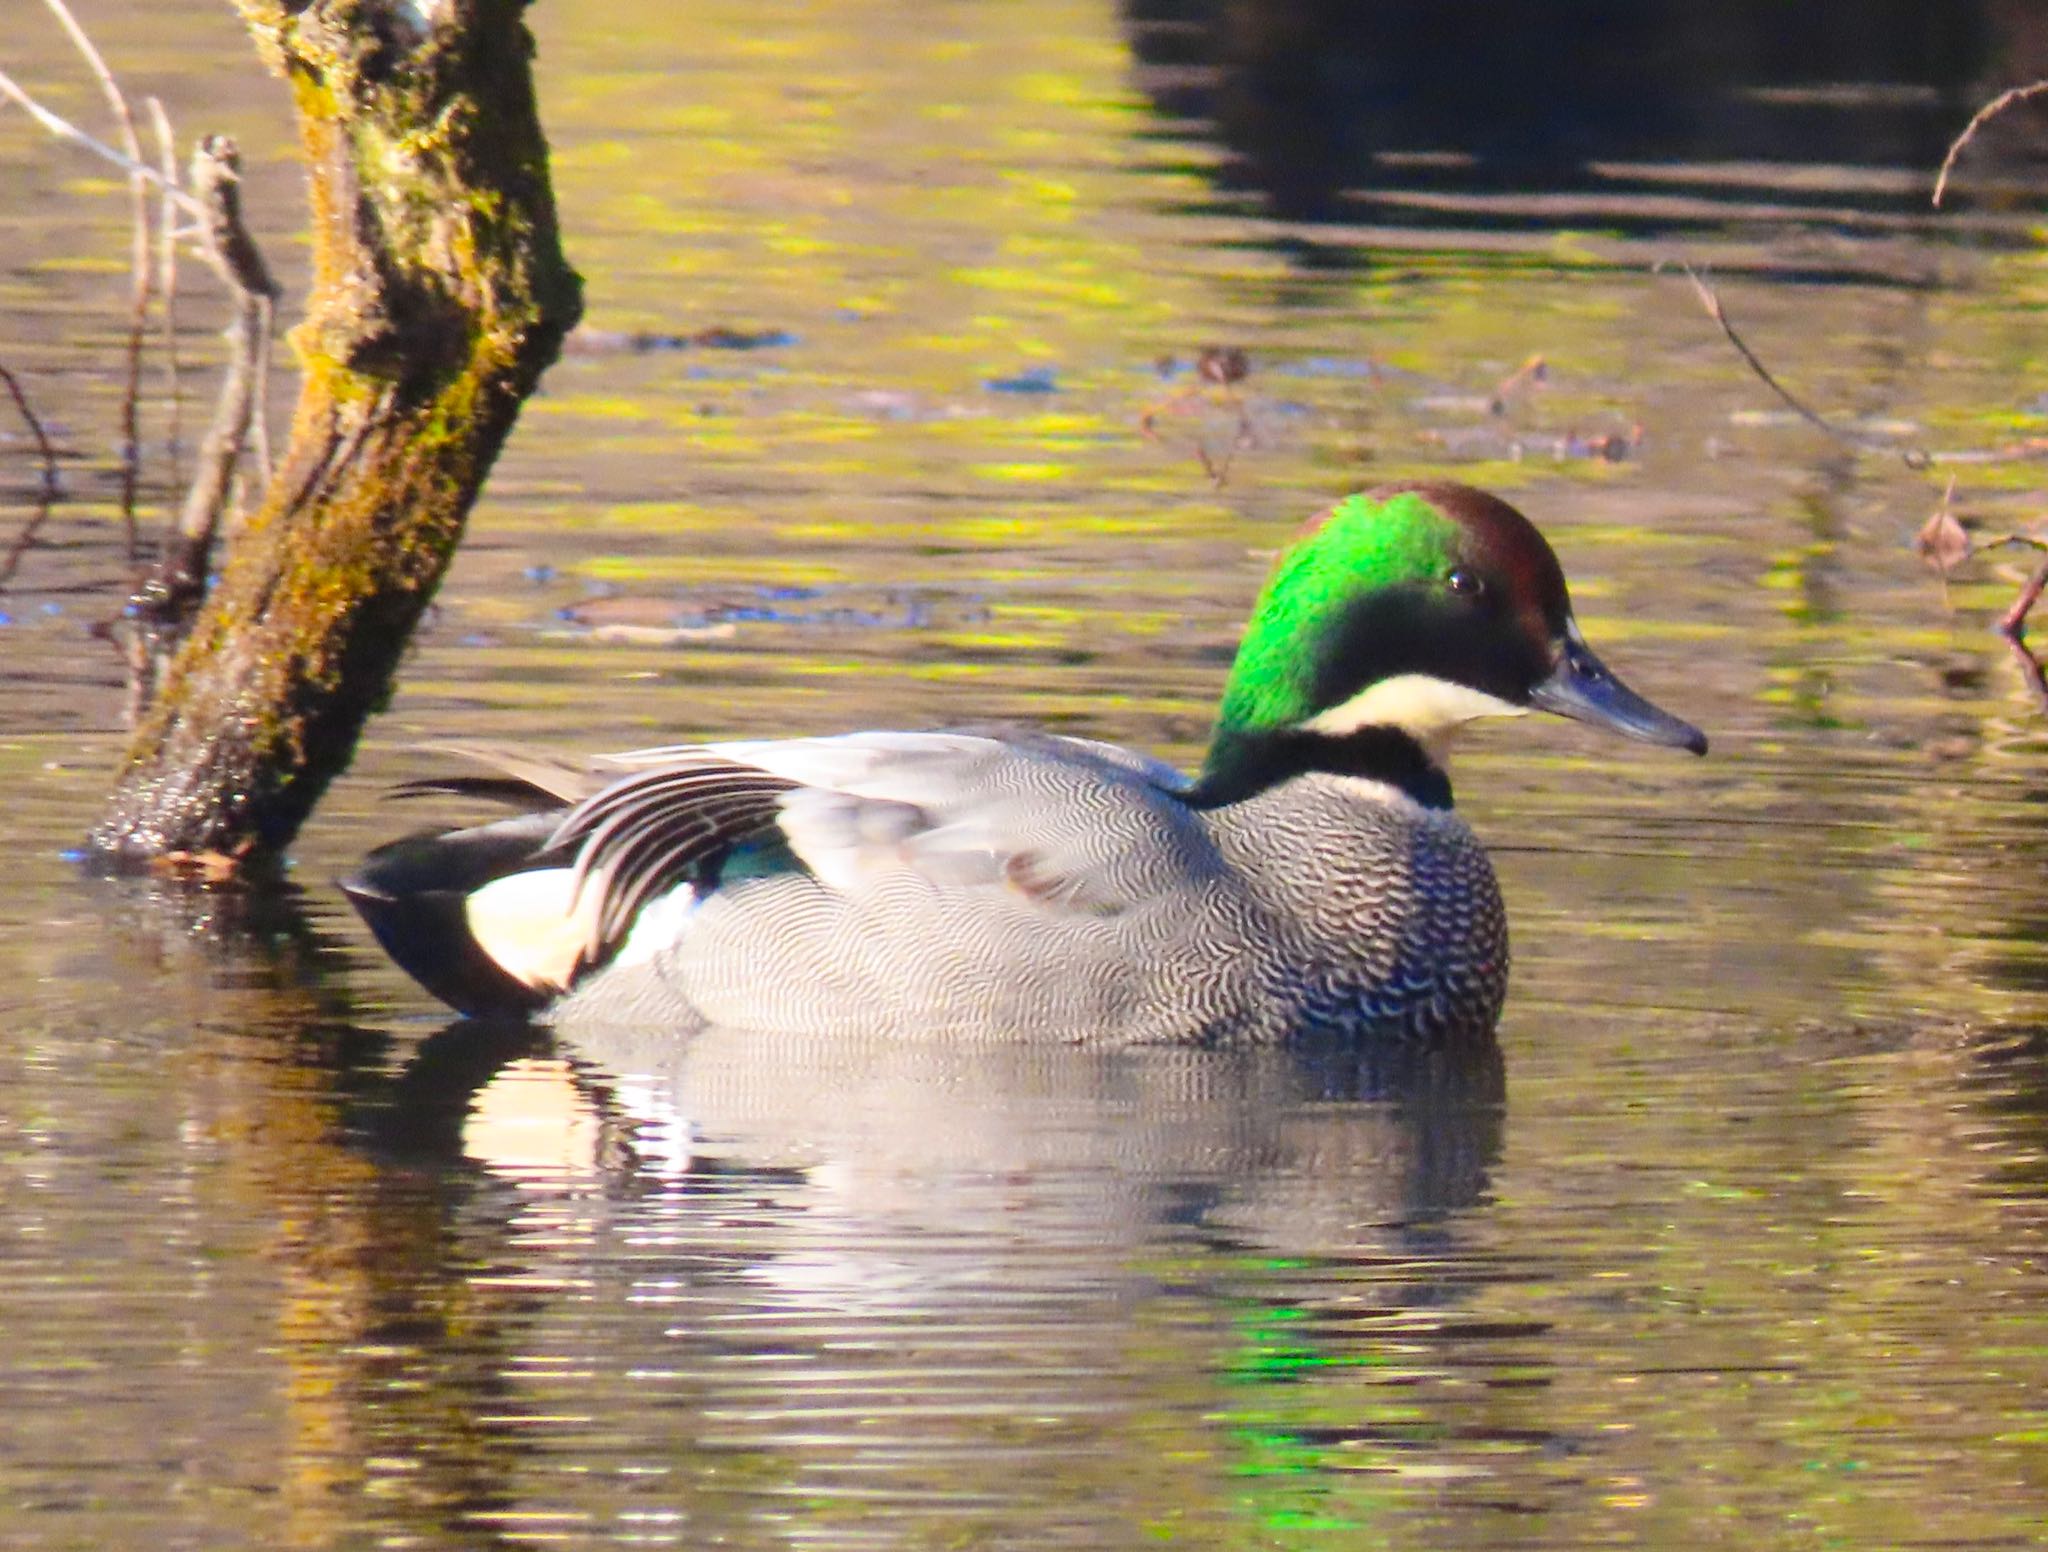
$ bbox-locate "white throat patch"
[1299,672,1526,764]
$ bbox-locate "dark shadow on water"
[1123,0,2044,260]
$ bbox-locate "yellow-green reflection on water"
[0,0,2046,1548]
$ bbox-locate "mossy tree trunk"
[90,0,581,866]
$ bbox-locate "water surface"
[2,3,2047,1547]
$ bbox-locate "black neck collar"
[1191,725,1454,811]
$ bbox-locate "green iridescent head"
[1202,481,1704,790]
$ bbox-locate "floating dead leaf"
[1196,346,1249,386]
[1914,500,1970,575]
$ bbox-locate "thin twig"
[1670,262,1927,464]
[0,67,207,221]
[146,96,182,487]
[0,363,62,591]
[1972,531,2048,552]
[1671,262,1941,468]
[39,0,134,133]
[42,0,155,556]
[1933,79,2048,208]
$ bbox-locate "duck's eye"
[1447,568,1485,598]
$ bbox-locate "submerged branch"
[0,363,63,592]
[0,363,62,498]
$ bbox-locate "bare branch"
[249,295,274,484]
[1973,532,2048,554]
[2002,555,2048,634]
[40,0,133,125]
[0,67,207,220]
[109,135,282,721]
[187,135,278,303]
[1683,260,2048,472]
[138,137,274,622]
[1933,79,2048,208]
[182,133,278,492]
[92,0,583,865]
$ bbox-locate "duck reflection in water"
[387,1017,1505,1272]
[344,1015,1518,1532]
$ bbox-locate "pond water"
[4,2,2048,1547]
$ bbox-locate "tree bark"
[91,0,581,866]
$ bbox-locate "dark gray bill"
[1528,624,1707,755]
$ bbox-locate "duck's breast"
[1205,775,1509,1038]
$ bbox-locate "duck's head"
[1200,481,1705,802]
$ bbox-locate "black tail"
[340,812,559,1017]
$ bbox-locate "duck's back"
[549,730,1230,1040]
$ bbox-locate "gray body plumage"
[521,731,1509,1046]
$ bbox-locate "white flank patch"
[467,871,702,986]
[1300,672,1525,763]
[465,868,602,992]
[612,884,699,969]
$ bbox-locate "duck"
[344,481,1705,1045]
